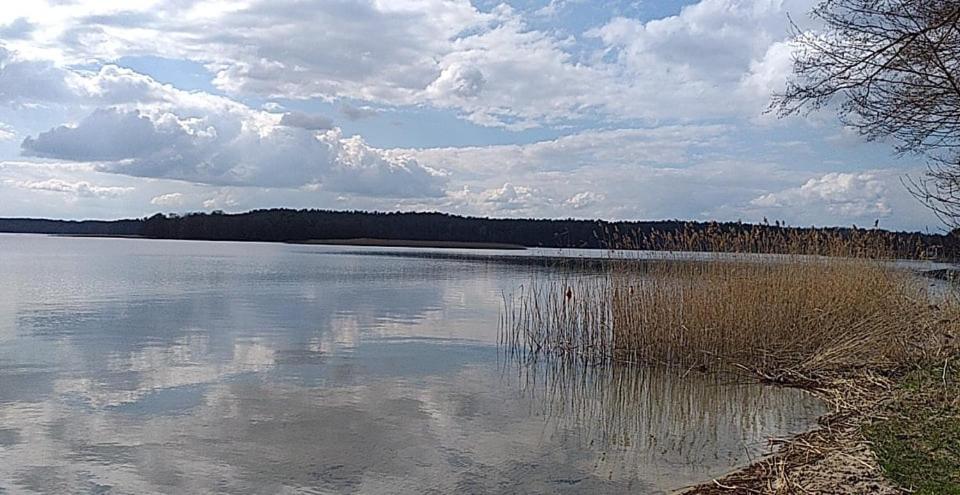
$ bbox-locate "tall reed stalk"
[502,227,960,381]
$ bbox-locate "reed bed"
[501,226,960,381]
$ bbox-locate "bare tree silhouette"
[774,0,960,228]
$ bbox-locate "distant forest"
[1,209,958,259]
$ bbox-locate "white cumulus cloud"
[0,122,14,141]
[566,191,605,210]
[150,192,185,207]
[0,0,818,128]
[9,178,132,198]
[751,172,892,218]
[11,56,447,198]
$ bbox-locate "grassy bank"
[865,362,960,494]
[687,364,960,494]
[501,227,960,492]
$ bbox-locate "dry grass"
[501,226,959,381]
[611,222,929,259]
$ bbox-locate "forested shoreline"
[0,208,957,259]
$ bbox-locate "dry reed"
[501,226,960,381]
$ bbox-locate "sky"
[0,0,945,231]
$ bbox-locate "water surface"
[0,234,825,494]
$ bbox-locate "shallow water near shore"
[0,234,826,494]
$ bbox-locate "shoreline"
[43,234,528,250]
[682,360,959,494]
[681,374,897,494]
[289,238,527,250]
[52,233,146,239]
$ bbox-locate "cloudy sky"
[0,0,943,231]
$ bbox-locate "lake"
[0,234,825,494]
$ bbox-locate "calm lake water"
[0,234,825,494]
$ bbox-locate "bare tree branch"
[775,0,960,229]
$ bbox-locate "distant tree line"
[0,208,958,260]
[0,218,143,236]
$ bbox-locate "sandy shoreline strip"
[293,238,527,250]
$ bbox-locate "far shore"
[53,234,146,239]
[40,234,526,250]
[292,238,527,250]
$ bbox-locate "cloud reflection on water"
[0,235,824,493]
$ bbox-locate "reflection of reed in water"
[504,357,825,471]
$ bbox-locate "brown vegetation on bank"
[502,226,957,381]
[500,226,960,493]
